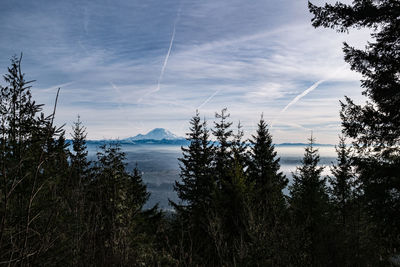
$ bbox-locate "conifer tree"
[128,164,150,215]
[248,115,287,209]
[42,128,72,265]
[0,55,68,265]
[87,141,164,265]
[289,135,329,266]
[328,135,363,266]
[329,135,353,226]
[67,115,91,265]
[212,108,233,185]
[70,115,90,180]
[247,115,289,265]
[126,164,165,265]
[91,143,133,265]
[210,108,236,252]
[212,116,254,264]
[231,121,248,168]
[174,111,214,211]
[309,0,400,259]
[218,156,251,265]
[172,111,215,264]
[204,142,251,266]
[0,55,171,265]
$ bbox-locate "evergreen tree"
[0,55,173,265]
[203,146,252,266]
[218,156,251,265]
[329,135,353,227]
[42,127,72,265]
[328,135,365,266]
[128,164,150,215]
[87,142,163,265]
[212,108,233,185]
[248,115,287,209]
[174,111,214,211]
[172,111,215,264]
[70,115,90,180]
[309,0,400,260]
[126,164,166,265]
[247,115,289,265]
[90,143,133,265]
[0,55,68,265]
[212,115,254,265]
[66,115,91,265]
[231,121,249,168]
[289,135,329,266]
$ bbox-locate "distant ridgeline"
[82,138,189,146]
[66,128,334,147]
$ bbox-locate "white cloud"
[0,0,371,143]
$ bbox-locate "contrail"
[156,3,183,91]
[271,64,347,128]
[280,79,325,114]
[270,79,325,128]
[157,22,178,91]
[177,88,221,132]
[197,89,221,110]
[139,2,182,103]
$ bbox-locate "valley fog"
[87,144,336,209]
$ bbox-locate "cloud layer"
[0,0,370,143]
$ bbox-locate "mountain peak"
[128,128,180,141]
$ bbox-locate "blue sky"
[0,0,370,143]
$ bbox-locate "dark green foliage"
[327,136,369,266]
[214,157,251,265]
[171,111,217,264]
[61,115,91,265]
[81,142,166,266]
[289,135,330,266]
[0,57,166,266]
[231,121,249,168]
[89,143,139,265]
[70,115,90,178]
[310,0,400,261]
[174,111,214,210]
[210,109,253,264]
[246,115,289,265]
[212,108,233,184]
[248,115,287,209]
[130,164,150,214]
[171,111,294,265]
[0,55,69,265]
[329,136,354,226]
[309,0,400,147]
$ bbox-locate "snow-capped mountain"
[126,128,180,141]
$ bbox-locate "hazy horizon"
[82,127,336,145]
[83,142,337,209]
